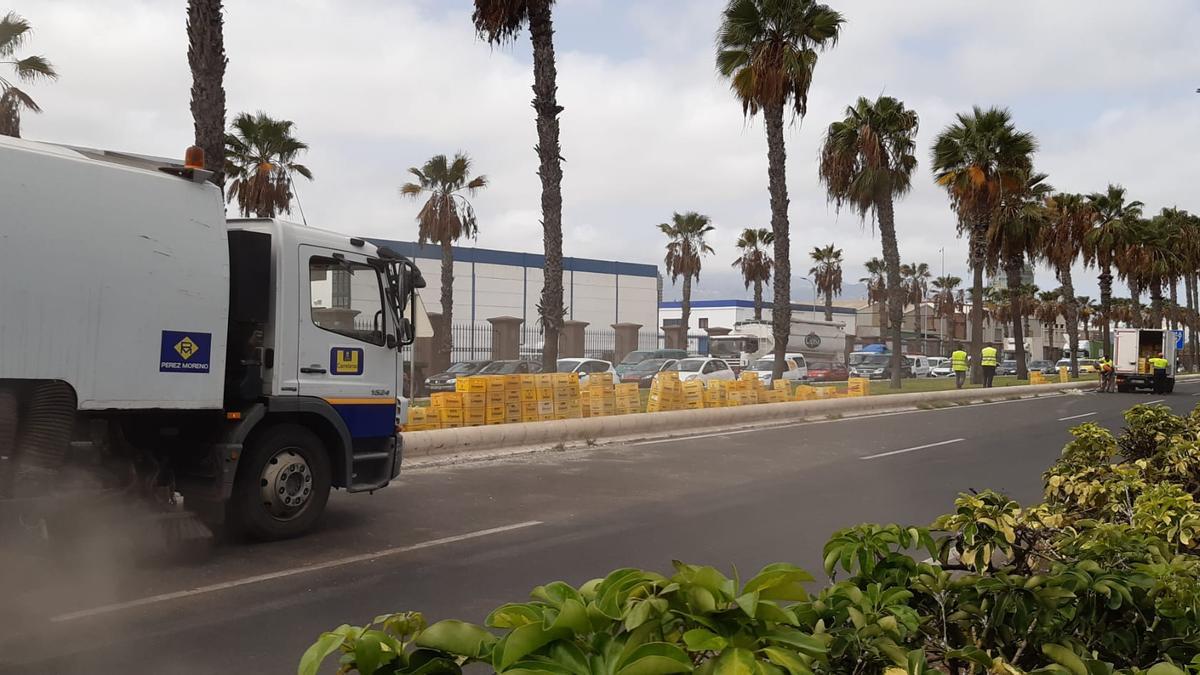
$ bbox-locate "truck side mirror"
[399,317,415,346]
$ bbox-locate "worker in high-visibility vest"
[980,344,999,388]
[1150,353,1170,394]
[951,345,969,390]
[1098,357,1115,393]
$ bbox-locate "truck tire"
[229,424,331,541]
[1167,380,1176,394]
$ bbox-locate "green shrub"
[302,405,1200,674]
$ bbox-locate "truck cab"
[0,136,423,541]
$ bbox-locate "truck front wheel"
[229,424,331,541]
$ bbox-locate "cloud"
[16,0,1199,304]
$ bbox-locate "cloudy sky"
[16,0,1200,301]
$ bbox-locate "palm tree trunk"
[1006,254,1027,380]
[1099,266,1113,358]
[1150,279,1164,328]
[968,221,988,384]
[1169,278,1178,330]
[436,240,455,373]
[187,0,227,188]
[1130,281,1143,328]
[1191,274,1199,370]
[681,275,692,345]
[824,290,833,322]
[1060,265,1079,377]
[0,91,21,137]
[753,280,763,321]
[877,194,904,390]
[528,0,564,372]
[763,100,791,382]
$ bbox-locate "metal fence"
[433,322,660,364]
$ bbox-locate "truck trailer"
[0,136,424,540]
[707,318,848,370]
[1113,328,1177,393]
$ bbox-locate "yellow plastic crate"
[846,378,869,397]
[463,392,486,408]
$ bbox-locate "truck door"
[298,247,398,440]
[1113,329,1139,374]
[1166,330,1179,377]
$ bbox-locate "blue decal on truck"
[330,347,365,376]
[160,330,212,373]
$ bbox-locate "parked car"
[905,355,933,378]
[557,357,617,386]
[479,359,543,375]
[929,357,956,378]
[620,358,678,388]
[1054,358,1099,374]
[1029,359,1053,374]
[850,354,912,380]
[425,360,491,392]
[615,349,689,377]
[996,360,1019,376]
[747,353,808,386]
[668,357,736,384]
[807,360,850,382]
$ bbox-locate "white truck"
[708,318,847,370]
[1113,328,1178,393]
[0,136,423,541]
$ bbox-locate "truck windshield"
[710,339,750,357]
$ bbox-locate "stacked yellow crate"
[553,373,581,420]
[846,378,870,397]
[615,383,640,415]
[463,391,487,426]
[404,407,439,431]
[705,380,729,408]
[682,380,705,409]
[647,371,683,412]
[503,375,522,423]
[794,385,816,401]
[484,376,507,425]
[587,373,617,417]
[580,387,592,417]
[536,373,555,421]
[430,392,464,428]
[519,375,540,422]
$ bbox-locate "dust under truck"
[0,136,424,540]
[1113,328,1179,393]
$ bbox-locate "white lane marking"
[861,438,965,461]
[1058,412,1097,422]
[630,424,806,446]
[50,520,543,623]
[1146,399,1166,405]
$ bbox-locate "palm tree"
[819,96,918,390]
[861,257,889,333]
[932,107,1036,383]
[1035,290,1063,361]
[1077,296,1096,342]
[473,0,566,371]
[187,0,226,186]
[718,0,844,381]
[808,244,843,321]
[1085,184,1143,356]
[731,228,774,320]
[660,212,715,342]
[900,262,931,351]
[1040,192,1093,375]
[931,275,962,353]
[0,12,57,138]
[224,112,312,218]
[987,171,1051,380]
[400,154,488,372]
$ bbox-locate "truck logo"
[160,331,212,373]
[331,347,364,376]
[804,333,821,349]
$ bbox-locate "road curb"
[401,378,1152,460]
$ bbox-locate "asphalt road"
[3,383,1198,674]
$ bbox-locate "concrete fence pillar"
[487,316,524,361]
[611,322,643,364]
[663,324,686,350]
[560,320,589,358]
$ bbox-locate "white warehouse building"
[371,240,660,331]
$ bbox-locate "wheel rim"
[260,448,314,521]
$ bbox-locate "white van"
[905,355,933,378]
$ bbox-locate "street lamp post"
[797,277,817,321]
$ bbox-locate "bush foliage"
[302,404,1200,675]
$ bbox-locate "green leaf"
[503,661,578,675]
[298,627,351,675]
[416,620,497,659]
[488,604,545,629]
[1147,665,1187,675]
[683,629,728,652]
[532,581,586,608]
[735,591,760,618]
[623,598,667,632]
[550,599,593,635]
[354,630,399,675]
[544,641,593,675]
[761,647,814,675]
[616,642,693,675]
[492,621,568,671]
[1042,644,1088,675]
[405,649,464,675]
[710,648,758,675]
[742,564,813,602]
[687,587,718,614]
[762,631,827,658]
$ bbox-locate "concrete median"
[401,378,1141,461]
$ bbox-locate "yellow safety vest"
[1150,357,1169,370]
[981,347,998,367]
[951,350,968,371]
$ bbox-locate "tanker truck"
[0,136,423,541]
